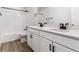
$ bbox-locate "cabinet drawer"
[28,29,39,34]
[39,31,79,51]
[53,42,75,52]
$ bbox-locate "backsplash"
[70,25,79,30]
[44,19,71,29]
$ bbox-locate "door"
[38,36,52,52]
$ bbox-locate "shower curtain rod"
[1,7,29,12]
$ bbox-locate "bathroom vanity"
[25,7,79,52]
[26,26,79,52]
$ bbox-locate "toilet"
[18,33,27,42]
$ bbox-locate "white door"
[38,36,52,52]
[53,42,75,52]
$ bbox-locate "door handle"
[49,44,51,51]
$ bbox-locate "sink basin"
[41,27,70,32]
[41,27,53,29]
[49,29,70,32]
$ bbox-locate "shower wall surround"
[0,7,35,43]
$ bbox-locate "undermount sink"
[41,27,70,32]
[41,27,58,30]
[51,29,70,32]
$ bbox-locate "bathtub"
[0,32,27,43]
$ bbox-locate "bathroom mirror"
[71,7,79,25]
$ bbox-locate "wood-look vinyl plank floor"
[0,40,33,52]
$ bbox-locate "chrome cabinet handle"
[52,46,55,52]
[24,29,27,30]
[49,44,51,51]
[30,34,33,38]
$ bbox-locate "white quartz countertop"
[27,26,79,41]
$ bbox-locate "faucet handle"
[65,23,69,25]
[38,23,43,27]
[44,22,47,24]
[38,22,42,24]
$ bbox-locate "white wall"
[71,7,79,25]
[26,7,38,27]
[0,8,30,43]
[38,7,71,28]
[70,7,79,30]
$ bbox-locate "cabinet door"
[32,34,39,52]
[28,29,39,52]
[53,42,75,52]
[27,31,33,48]
[38,36,52,52]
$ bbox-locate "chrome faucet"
[59,23,69,29]
[38,22,47,27]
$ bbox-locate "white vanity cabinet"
[38,35,53,52]
[39,31,76,52]
[27,29,39,52]
[53,42,74,52]
[27,29,33,48]
[27,27,78,52]
[31,30,39,52]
